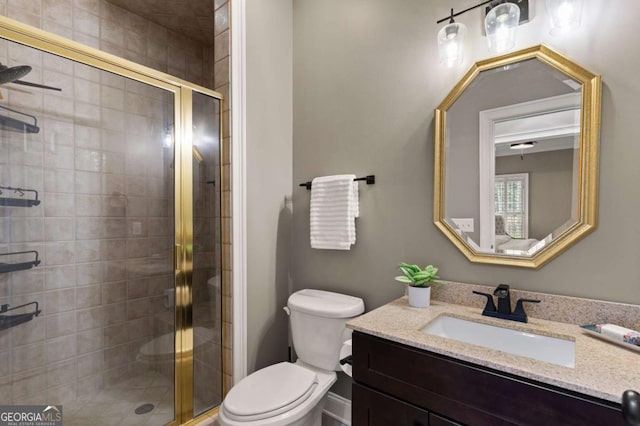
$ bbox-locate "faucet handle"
[512,298,541,322]
[472,291,497,314]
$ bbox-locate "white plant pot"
[408,285,431,308]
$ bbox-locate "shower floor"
[62,371,175,426]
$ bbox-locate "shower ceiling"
[106,0,215,45]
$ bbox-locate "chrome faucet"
[473,284,540,323]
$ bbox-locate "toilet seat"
[223,362,318,422]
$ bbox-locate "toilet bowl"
[219,361,336,426]
[218,289,364,426]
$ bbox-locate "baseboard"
[323,392,351,425]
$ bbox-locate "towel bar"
[299,175,375,190]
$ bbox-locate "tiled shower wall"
[0,0,225,406]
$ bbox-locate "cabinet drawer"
[353,332,623,426]
[353,382,430,426]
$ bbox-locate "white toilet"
[218,289,365,426]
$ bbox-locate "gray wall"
[292,0,640,313]
[496,149,574,240]
[246,0,293,373]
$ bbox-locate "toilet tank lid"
[288,289,364,318]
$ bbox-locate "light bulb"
[485,2,520,54]
[546,0,583,35]
[438,22,467,68]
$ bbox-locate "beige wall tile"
[44,170,75,194]
[102,281,126,304]
[101,302,126,326]
[74,8,100,38]
[126,298,150,320]
[46,334,76,363]
[11,317,45,347]
[46,359,75,388]
[12,343,45,373]
[44,265,76,290]
[12,367,46,400]
[76,306,102,332]
[45,192,75,217]
[11,268,44,295]
[104,344,128,369]
[77,284,102,308]
[77,328,103,355]
[76,239,101,262]
[214,30,230,63]
[214,57,229,88]
[45,288,75,314]
[42,0,73,28]
[44,145,74,171]
[214,3,229,35]
[46,312,76,339]
[44,217,75,241]
[76,263,103,286]
[76,351,103,379]
[75,218,102,240]
[104,324,128,348]
[44,241,76,265]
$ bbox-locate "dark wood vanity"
[352,332,624,426]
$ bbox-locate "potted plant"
[395,262,440,307]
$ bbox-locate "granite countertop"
[347,297,640,403]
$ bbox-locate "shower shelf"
[0,250,41,273]
[0,105,40,134]
[0,186,41,207]
[0,301,42,330]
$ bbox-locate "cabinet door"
[353,382,430,426]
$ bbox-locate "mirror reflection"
[435,45,601,268]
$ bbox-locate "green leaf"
[394,276,413,283]
[398,266,414,277]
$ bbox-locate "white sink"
[421,315,575,368]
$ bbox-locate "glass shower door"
[0,39,178,425]
[191,91,223,416]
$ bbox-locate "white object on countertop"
[597,324,640,344]
[310,174,359,250]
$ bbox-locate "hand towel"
[595,324,640,346]
[310,174,359,250]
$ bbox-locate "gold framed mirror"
[434,45,601,268]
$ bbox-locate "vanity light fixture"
[436,0,529,65]
[545,0,583,35]
[485,2,520,53]
[437,9,467,68]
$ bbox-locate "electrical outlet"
[451,218,474,233]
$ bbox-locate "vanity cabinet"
[352,332,624,426]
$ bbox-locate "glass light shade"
[438,22,467,68]
[485,2,520,54]
[546,0,583,35]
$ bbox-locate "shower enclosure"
[0,18,224,425]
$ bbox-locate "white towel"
[310,174,359,250]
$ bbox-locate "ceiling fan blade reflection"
[12,80,62,91]
[0,64,31,84]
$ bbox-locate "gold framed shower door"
[0,16,225,426]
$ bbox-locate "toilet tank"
[288,289,364,371]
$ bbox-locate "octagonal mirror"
[434,45,601,268]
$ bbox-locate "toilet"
[218,289,365,426]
